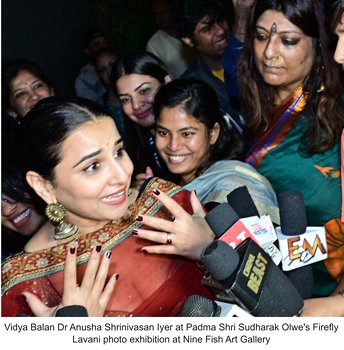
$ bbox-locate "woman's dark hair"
[239,0,343,153]
[170,0,233,39]
[16,96,112,183]
[2,59,56,116]
[153,79,245,177]
[2,160,32,205]
[328,0,344,31]
[111,51,172,87]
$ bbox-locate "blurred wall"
[2,0,92,95]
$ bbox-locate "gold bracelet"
[338,289,344,297]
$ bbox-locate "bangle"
[338,289,344,297]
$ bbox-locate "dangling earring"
[45,202,79,241]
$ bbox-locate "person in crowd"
[146,0,195,78]
[330,0,344,69]
[153,78,279,222]
[1,96,214,317]
[238,0,344,296]
[2,59,56,120]
[1,160,46,261]
[74,29,109,103]
[93,47,126,140]
[169,0,251,128]
[111,51,179,184]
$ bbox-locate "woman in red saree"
[1,96,214,317]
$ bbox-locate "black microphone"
[201,239,304,317]
[180,295,221,317]
[276,191,327,299]
[226,186,260,218]
[180,294,252,317]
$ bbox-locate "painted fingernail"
[132,229,139,235]
[114,273,119,280]
[70,247,76,254]
[106,251,112,259]
[153,188,160,196]
[136,215,143,222]
[96,244,102,253]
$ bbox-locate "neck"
[200,54,223,71]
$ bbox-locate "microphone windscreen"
[205,203,239,237]
[179,295,221,317]
[227,186,260,218]
[284,265,314,299]
[278,191,307,235]
[201,240,239,281]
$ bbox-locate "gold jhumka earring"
[45,202,79,241]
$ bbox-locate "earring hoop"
[45,202,79,241]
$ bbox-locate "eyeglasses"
[1,196,17,206]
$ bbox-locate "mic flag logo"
[276,227,328,271]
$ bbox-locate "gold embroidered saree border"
[1,178,182,294]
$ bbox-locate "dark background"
[2,0,155,95]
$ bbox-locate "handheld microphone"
[180,294,253,317]
[276,191,327,271]
[205,188,279,263]
[201,239,304,317]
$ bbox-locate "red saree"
[1,178,212,317]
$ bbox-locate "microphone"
[226,186,260,218]
[180,294,253,317]
[276,191,327,271]
[201,239,304,317]
[205,188,280,264]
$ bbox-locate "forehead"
[256,10,303,34]
[159,107,203,126]
[11,70,39,88]
[59,118,118,159]
[116,74,160,92]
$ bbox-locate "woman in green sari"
[239,0,344,296]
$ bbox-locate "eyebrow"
[156,124,199,132]
[118,82,151,97]
[72,137,123,168]
[255,25,302,35]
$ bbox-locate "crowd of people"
[1,0,344,318]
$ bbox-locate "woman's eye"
[120,97,129,104]
[13,91,27,100]
[282,38,298,46]
[114,147,125,158]
[33,82,44,89]
[255,33,268,41]
[84,162,101,173]
[140,87,151,95]
[182,132,193,137]
[157,130,168,137]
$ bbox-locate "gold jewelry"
[45,202,79,241]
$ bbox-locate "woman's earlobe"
[164,75,173,84]
[210,122,221,145]
[26,171,56,204]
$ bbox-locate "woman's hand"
[22,244,118,317]
[300,294,344,317]
[133,189,215,260]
